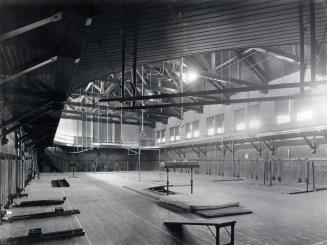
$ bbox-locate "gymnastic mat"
[159,194,239,212]
[195,206,253,218]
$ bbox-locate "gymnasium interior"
[1,0,327,244]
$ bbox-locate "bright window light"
[161,137,166,143]
[193,130,200,138]
[182,70,199,83]
[176,135,180,141]
[170,136,175,142]
[297,110,313,121]
[157,138,161,143]
[277,114,290,124]
[186,132,192,139]
[249,120,260,129]
[207,127,215,136]
[236,122,246,131]
[216,127,224,134]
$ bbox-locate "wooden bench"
[164,220,236,245]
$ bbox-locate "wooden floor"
[1,171,327,245]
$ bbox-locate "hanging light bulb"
[182,70,199,83]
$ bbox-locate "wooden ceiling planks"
[73,0,327,88]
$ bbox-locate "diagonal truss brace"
[303,136,317,153]
[0,12,62,42]
[263,140,275,155]
[0,56,57,86]
[250,141,263,155]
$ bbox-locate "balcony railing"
[54,133,155,148]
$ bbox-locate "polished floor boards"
[1,171,327,245]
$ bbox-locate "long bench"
[164,220,236,245]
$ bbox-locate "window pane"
[206,116,214,136]
[169,127,175,142]
[161,130,165,141]
[277,115,290,124]
[248,104,259,121]
[193,121,200,138]
[186,123,192,139]
[276,100,291,124]
[249,119,260,129]
[296,99,313,122]
[297,110,312,121]
[175,126,180,141]
[235,108,246,130]
[235,108,245,123]
[236,122,246,131]
[215,114,224,134]
[276,100,291,115]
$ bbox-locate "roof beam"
[111,92,327,110]
[0,12,62,42]
[0,102,53,130]
[199,71,259,86]
[0,56,57,86]
[99,80,327,103]
[240,51,269,85]
[255,47,302,64]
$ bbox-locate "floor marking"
[312,240,327,245]
[124,209,185,244]
[60,186,94,245]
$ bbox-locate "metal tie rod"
[0,56,58,86]
[0,12,62,42]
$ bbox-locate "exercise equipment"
[164,220,236,245]
[147,185,175,195]
[51,179,70,188]
[159,195,240,212]
[160,161,200,196]
[5,190,28,209]
[194,206,253,218]
[13,196,66,207]
[0,228,85,244]
[289,160,327,194]
[160,161,200,169]
[213,178,245,182]
[69,163,78,178]
[1,207,80,223]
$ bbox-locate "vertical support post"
[237,159,240,178]
[141,66,144,133]
[231,223,235,245]
[132,16,138,107]
[312,161,316,191]
[269,159,273,186]
[121,22,126,100]
[222,149,225,177]
[138,148,141,181]
[180,57,184,118]
[263,159,266,185]
[299,0,305,94]
[306,159,310,192]
[309,0,316,84]
[232,143,234,177]
[215,226,220,245]
[190,167,193,194]
[166,168,169,196]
